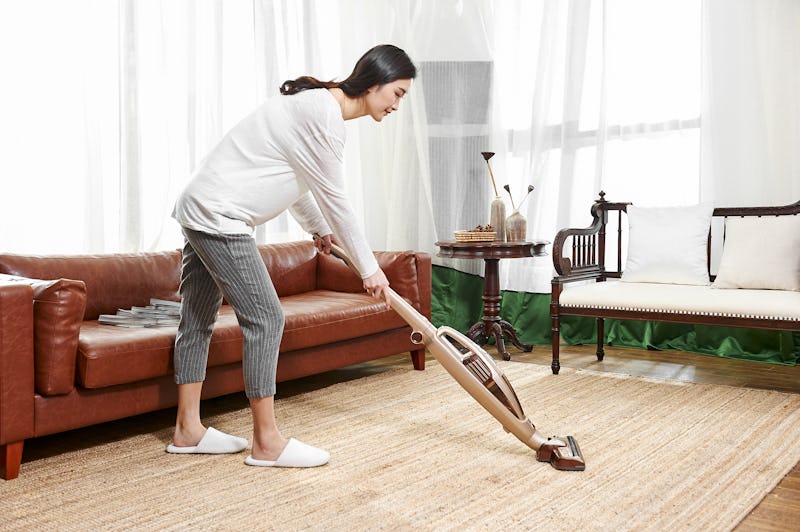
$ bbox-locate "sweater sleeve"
[289,133,379,279]
[288,193,332,237]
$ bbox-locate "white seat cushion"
[560,281,800,321]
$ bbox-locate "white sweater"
[173,89,378,278]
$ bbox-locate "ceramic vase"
[505,209,527,242]
[490,197,506,242]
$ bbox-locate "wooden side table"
[436,240,549,360]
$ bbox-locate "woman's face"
[365,78,412,122]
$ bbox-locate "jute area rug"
[3,361,800,531]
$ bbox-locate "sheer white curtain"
[2,0,796,280]
[0,0,411,254]
[0,0,260,254]
[494,0,702,292]
[356,0,703,293]
[1,0,113,254]
[701,0,800,206]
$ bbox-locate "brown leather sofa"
[0,241,431,480]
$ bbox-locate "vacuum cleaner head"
[536,435,586,471]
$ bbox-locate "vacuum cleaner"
[324,240,585,471]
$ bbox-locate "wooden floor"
[286,343,800,532]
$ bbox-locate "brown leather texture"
[0,276,87,396]
[0,241,432,470]
[0,274,86,395]
[36,327,416,438]
[414,252,433,319]
[31,279,86,396]
[1,245,430,393]
[280,290,405,350]
[0,284,35,444]
[0,251,182,320]
[275,328,418,382]
[77,309,244,389]
[77,289,406,389]
[257,241,318,296]
[33,363,246,438]
[317,250,423,308]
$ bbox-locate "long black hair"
[280,44,417,96]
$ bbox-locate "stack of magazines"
[99,298,181,328]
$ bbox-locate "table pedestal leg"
[465,258,532,360]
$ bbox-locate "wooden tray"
[454,230,496,242]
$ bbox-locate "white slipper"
[166,427,248,454]
[244,438,329,468]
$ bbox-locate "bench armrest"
[552,193,631,282]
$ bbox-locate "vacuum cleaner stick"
[324,241,585,471]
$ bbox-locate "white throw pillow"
[621,203,714,286]
[712,215,800,291]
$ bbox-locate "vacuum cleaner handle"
[323,240,534,431]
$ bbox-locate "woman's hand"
[363,268,390,306]
[313,233,338,254]
[314,234,390,306]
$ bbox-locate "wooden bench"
[549,192,800,374]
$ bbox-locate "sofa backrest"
[0,242,323,319]
[316,248,428,317]
[257,241,319,297]
[0,251,182,320]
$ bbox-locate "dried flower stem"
[503,184,516,210]
[480,152,500,197]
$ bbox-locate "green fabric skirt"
[431,265,799,366]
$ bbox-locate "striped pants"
[174,227,284,398]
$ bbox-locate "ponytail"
[279,44,416,97]
[279,76,339,96]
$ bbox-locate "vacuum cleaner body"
[327,242,585,471]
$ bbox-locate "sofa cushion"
[76,308,243,389]
[561,281,800,321]
[279,290,406,351]
[77,292,406,389]
[0,274,86,396]
[0,251,181,320]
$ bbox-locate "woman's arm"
[289,132,380,280]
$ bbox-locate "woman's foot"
[245,438,329,467]
[166,427,248,454]
[171,421,208,448]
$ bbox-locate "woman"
[167,44,416,468]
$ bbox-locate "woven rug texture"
[2,361,800,531]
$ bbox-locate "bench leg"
[551,315,561,375]
[1,440,24,480]
[410,348,425,371]
[596,318,605,361]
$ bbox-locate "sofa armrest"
[0,283,35,445]
[0,274,86,396]
[412,252,432,319]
